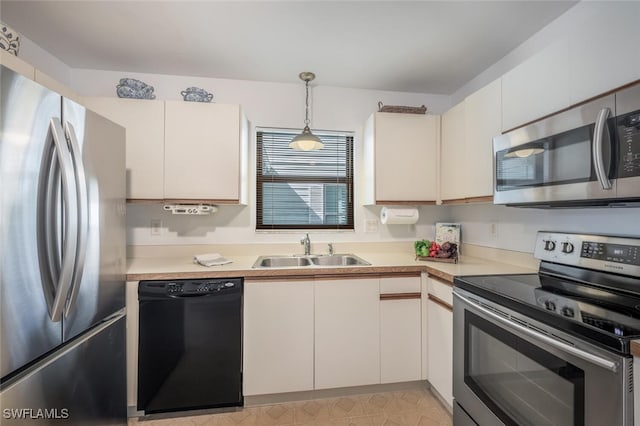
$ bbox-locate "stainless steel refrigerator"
[0,66,127,425]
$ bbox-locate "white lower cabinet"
[380,276,422,384]
[314,277,380,389]
[242,275,425,395]
[634,356,640,426]
[243,279,314,396]
[427,276,453,407]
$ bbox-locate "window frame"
[256,128,354,231]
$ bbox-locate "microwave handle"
[593,107,613,190]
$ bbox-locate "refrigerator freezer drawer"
[0,313,126,425]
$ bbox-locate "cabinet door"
[427,299,453,407]
[164,102,241,201]
[427,276,453,407]
[315,278,380,389]
[380,299,421,383]
[569,2,640,104]
[0,51,35,80]
[502,39,571,131]
[374,113,438,203]
[83,97,165,199]
[440,102,467,201]
[380,277,422,384]
[464,78,501,199]
[243,280,314,395]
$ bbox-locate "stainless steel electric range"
[453,231,640,426]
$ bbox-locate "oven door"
[453,288,633,426]
[493,94,616,206]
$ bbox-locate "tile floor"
[129,388,452,426]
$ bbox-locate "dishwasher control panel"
[139,277,243,298]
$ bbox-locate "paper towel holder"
[380,206,419,225]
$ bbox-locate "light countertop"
[127,251,536,283]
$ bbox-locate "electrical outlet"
[490,222,498,237]
[150,220,162,236]
[365,219,379,233]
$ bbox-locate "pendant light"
[290,72,324,151]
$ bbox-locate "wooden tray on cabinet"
[415,255,458,264]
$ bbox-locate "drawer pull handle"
[380,292,421,301]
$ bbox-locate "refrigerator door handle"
[38,117,78,322]
[62,121,89,317]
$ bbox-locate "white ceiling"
[1,1,577,94]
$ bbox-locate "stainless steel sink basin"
[310,254,371,267]
[252,254,370,269]
[253,256,313,268]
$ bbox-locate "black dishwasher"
[137,278,243,414]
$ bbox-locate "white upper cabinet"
[568,2,640,104]
[0,51,35,79]
[440,78,500,203]
[83,98,165,200]
[464,78,501,199]
[440,102,467,201]
[364,112,439,204]
[34,70,82,104]
[164,102,248,203]
[502,39,571,131]
[502,3,640,131]
[0,53,80,104]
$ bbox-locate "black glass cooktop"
[454,270,640,354]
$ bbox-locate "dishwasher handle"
[167,292,219,299]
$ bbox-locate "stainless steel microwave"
[493,83,640,207]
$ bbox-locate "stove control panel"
[535,232,640,278]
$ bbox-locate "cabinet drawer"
[380,275,421,294]
[427,275,453,306]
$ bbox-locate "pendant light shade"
[290,72,323,151]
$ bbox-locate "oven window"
[495,123,597,191]
[464,311,584,426]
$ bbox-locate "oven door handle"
[454,292,619,373]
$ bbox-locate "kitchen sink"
[310,254,371,266]
[253,256,313,268]
[252,254,370,269]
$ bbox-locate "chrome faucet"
[301,233,311,256]
[328,242,334,256]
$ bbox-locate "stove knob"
[561,242,574,254]
[561,307,575,317]
[544,240,556,251]
[544,300,556,311]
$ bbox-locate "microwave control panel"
[617,110,640,178]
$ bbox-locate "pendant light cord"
[304,80,310,126]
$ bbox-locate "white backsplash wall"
[450,204,640,253]
[126,204,453,246]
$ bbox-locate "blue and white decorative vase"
[0,22,20,56]
[181,87,213,103]
[116,78,156,100]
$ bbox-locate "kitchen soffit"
[1,1,577,94]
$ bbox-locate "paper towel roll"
[380,207,419,225]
